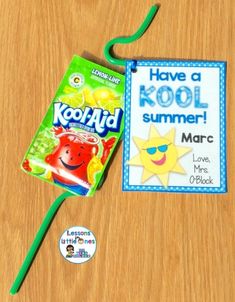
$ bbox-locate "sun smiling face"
[128,125,191,187]
[140,137,178,175]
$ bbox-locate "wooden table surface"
[1,0,234,301]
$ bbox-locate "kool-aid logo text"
[53,102,123,137]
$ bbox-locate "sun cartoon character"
[128,125,192,187]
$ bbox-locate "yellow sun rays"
[128,125,191,187]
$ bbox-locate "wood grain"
[0,0,235,301]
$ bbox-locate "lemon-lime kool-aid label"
[123,60,226,193]
[22,56,124,196]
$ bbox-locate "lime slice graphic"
[63,85,78,94]
[30,163,45,175]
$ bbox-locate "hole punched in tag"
[103,4,160,68]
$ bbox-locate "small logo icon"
[59,226,97,264]
[69,73,84,88]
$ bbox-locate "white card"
[123,60,226,193]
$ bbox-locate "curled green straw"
[104,4,160,67]
[10,4,160,295]
[10,191,74,295]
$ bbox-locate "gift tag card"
[123,60,226,193]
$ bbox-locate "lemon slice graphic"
[93,88,116,102]
[82,87,97,106]
[59,93,84,108]
[97,98,123,114]
[87,156,103,185]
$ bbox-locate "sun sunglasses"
[143,143,171,155]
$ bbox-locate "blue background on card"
[122,60,227,194]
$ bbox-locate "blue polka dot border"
[122,60,227,194]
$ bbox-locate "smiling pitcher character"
[45,127,116,195]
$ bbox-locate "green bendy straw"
[10,4,160,295]
[104,4,160,66]
[10,192,73,295]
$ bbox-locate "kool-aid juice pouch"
[22,56,124,196]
